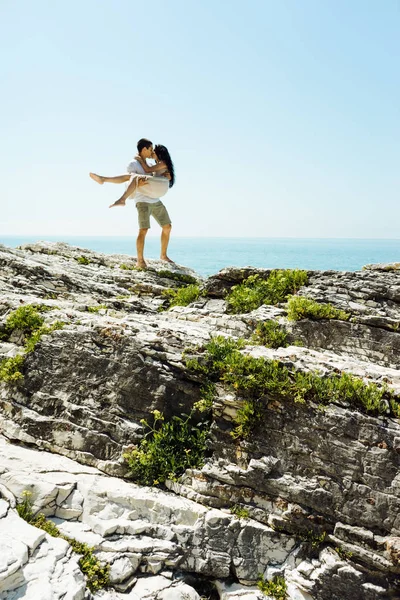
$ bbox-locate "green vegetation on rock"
[17,491,109,592]
[227,270,308,314]
[24,321,65,353]
[287,296,350,321]
[193,382,217,413]
[123,409,210,486]
[0,304,59,341]
[162,284,202,308]
[119,263,136,270]
[230,505,250,519]
[76,256,91,265]
[0,305,65,385]
[2,305,45,340]
[231,399,262,440]
[186,336,399,438]
[0,355,25,383]
[86,304,108,313]
[252,321,289,348]
[43,292,59,300]
[299,530,328,549]
[335,545,353,561]
[257,575,287,599]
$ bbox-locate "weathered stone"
[1,243,400,599]
[0,511,85,600]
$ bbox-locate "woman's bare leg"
[109,175,148,208]
[89,173,131,185]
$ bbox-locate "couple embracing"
[90,138,175,269]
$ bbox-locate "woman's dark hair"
[137,138,153,153]
[154,144,175,188]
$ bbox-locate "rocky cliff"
[0,242,399,600]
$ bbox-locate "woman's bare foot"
[89,172,104,185]
[160,256,175,264]
[109,198,126,208]
[136,259,147,269]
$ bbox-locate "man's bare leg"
[160,224,174,263]
[109,175,148,208]
[90,173,131,185]
[136,227,149,269]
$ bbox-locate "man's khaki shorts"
[136,201,171,230]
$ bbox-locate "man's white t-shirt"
[126,159,160,205]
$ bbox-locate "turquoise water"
[1,236,400,277]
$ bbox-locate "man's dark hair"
[137,138,153,153]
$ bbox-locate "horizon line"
[2,234,400,242]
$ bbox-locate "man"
[126,138,173,269]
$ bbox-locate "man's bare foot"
[160,256,175,264]
[89,172,104,185]
[136,260,147,269]
[109,198,126,208]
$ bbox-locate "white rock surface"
[0,435,296,598]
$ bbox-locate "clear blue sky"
[1,0,399,238]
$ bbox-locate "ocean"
[1,236,400,277]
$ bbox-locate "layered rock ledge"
[0,241,400,600]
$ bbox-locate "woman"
[89,144,175,208]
